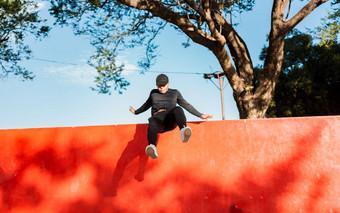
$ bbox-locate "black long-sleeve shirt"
[135,89,203,117]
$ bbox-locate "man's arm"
[176,90,203,118]
[176,90,213,119]
[132,92,152,115]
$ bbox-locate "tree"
[264,30,340,117]
[48,0,335,118]
[0,0,49,80]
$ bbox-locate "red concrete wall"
[0,116,339,213]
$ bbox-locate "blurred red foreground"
[0,116,339,213]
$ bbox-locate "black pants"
[147,106,187,146]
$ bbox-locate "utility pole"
[203,72,227,120]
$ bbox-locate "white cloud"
[41,58,138,85]
[115,55,139,76]
[36,2,47,11]
[27,1,47,13]
[43,64,97,85]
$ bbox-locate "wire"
[209,78,220,89]
[142,70,205,75]
[31,57,81,66]
[30,57,206,75]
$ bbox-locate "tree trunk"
[212,33,286,119]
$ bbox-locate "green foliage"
[88,48,130,94]
[264,30,340,117]
[311,7,340,48]
[0,0,50,80]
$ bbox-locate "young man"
[129,74,213,159]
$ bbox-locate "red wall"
[0,116,339,213]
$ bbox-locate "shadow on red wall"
[109,124,149,196]
[0,118,338,212]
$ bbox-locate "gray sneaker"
[145,144,158,159]
[180,126,192,143]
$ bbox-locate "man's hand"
[201,114,213,120]
[129,106,136,115]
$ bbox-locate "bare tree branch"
[223,0,242,8]
[284,0,329,33]
[285,0,292,22]
[116,0,219,48]
[199,0,227,45]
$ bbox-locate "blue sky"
[0,0,334,129]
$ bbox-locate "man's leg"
[164,107,186,130]
[146,115,165,159]
[164,107,192,142]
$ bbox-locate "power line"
[31,57,81,66]
[143,70,205,75]
[30,57,206,75]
